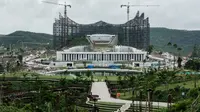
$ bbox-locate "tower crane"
[121,2,159,68]
[42,1,71,48]
[121,2,159,46]
[121,2,159,22]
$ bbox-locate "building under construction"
[53,11,150,50]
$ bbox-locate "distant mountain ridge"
[1,28,200,55]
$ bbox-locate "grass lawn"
[92,75,123,81]
[156,80,200,90]
[119,91,133,100]
[39,75,74,80]
[0,72,74,80]
[89,101,124,105]
[118,79,200,101]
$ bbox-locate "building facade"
[56,34,147,66]
[53,11,150,50]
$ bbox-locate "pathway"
[91,82,169,107]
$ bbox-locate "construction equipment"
[42,0,71,48]
[121,2,159,22]
[121,2,159,46]
[121,2,159,67]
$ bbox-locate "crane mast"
[121,2,159,68]
[42,1,71,49]
[121,2,159,46]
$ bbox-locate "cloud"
[0,0,200,34]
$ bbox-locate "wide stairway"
[91,82,111,101]
[90,82,127,112]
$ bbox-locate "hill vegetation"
[150,28,200,55]
[0,31,53,48]
[1,28,200,55]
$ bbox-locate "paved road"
[91,82,168,107]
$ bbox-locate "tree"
[0,64,4,73]
[86,70,93,82]
[0,106,25,112]
[173,44,177,49]
[83,61,87,68]
[191,44,199,58]
[117,76,123,92]
[167,42,183,69]
[167,42,172,46]
[146,45,154,54]
[185,59,200,71]
[6,61,10,72]
[17,54,23,64]
[177,57,183,68]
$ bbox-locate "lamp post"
[168,94,172,111]
[132,87,135,112]
[147,88,153,112]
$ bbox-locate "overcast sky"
[0,0,199,34]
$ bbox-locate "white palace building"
[54,34,148,67]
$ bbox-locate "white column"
[131,54,134,59]
[67,54,69,61]
[95,54,97,61]
[142,54,144,61]
[106,54,107,61]
[72,54,74,61]
[89,54,91,61]
[86,54,88,60]
[79,54,81,60]
[136,54,138,61]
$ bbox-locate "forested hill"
[150,28,200,55]
[1,28,200,55]
[0,31,53,47]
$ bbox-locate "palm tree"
[143,59,146,72]
[173,44,177,49]
[17,54,23,65]
[167,42,172,46]
[167,42,183,70]
[146,45,154,55]
[86,70,93,82]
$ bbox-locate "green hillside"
[0,31,53,48]
[150,28,200,55]
[0,28,200,55]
